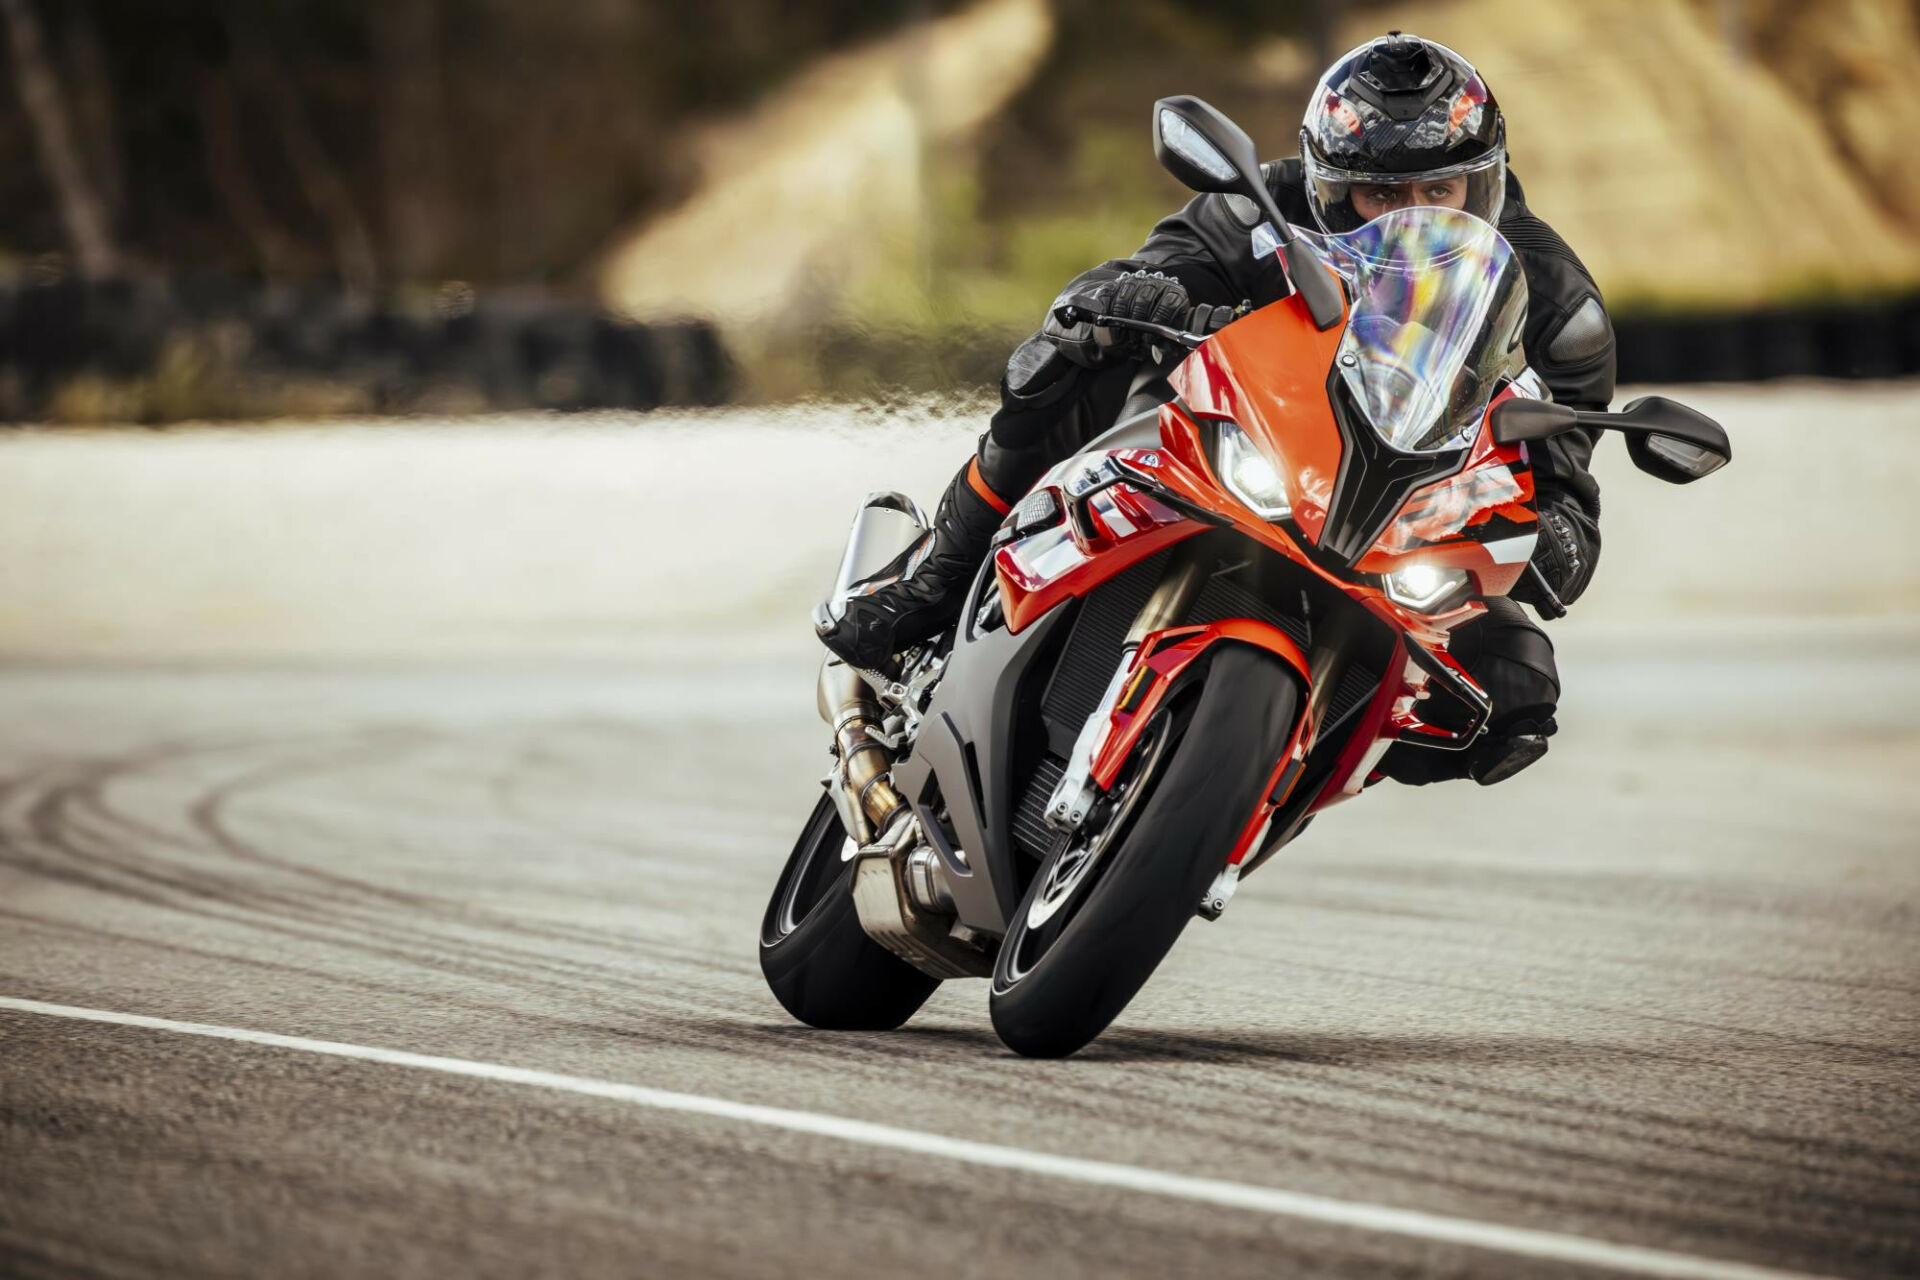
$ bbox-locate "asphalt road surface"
[2,388,1918,1278]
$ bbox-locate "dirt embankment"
[599,0,1052,334]
[1338,0,1920,307]
[604,0,1920,354]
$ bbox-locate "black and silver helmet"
[1300,33,1507,234]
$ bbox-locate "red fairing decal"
[994,473,1202,634]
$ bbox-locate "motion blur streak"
[0,997,1840,1280]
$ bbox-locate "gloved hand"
[1100,270,1191,333]
[1512,504,1596,617]
[1045,269,1191,366]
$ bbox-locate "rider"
[819,33,1614,787]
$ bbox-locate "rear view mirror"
[1627,430,1729,483]
[1154,99,1261,196]
[1612,396,1731,483]
[1152,95,1345,332]
[1491,392,1729,484]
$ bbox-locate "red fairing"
[1086,619,1313,793]
[992,463,1205,634]
[992,281,1534,891]
[1170,294,1348,547]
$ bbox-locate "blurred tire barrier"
[1614,294,1920,383]
[0,272,734,422]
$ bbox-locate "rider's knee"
[1458,598,1561,730]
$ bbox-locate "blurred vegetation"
[0,0,968,290]
[3,0,1916,415]
[768,0,1334,397]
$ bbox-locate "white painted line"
[1,995,1832,1280]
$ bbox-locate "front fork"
[1042,548,1317,918]
[1043,552,1211,830]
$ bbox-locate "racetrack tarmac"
[2,639,1916,1280]
[2,387,1918,1278]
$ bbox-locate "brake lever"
[1053,305,1206,351]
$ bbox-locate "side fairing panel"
[891,568,1073,936]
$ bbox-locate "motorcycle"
[759,96,1731,1058]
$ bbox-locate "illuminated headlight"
[1384,562,1471,612]
[1216,422,1291,521]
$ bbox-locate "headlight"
[1384,562,1471,612]
[1215,422,1291,521]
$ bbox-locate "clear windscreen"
[1310,207,1527,454]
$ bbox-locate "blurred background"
[0,0,1916,663]
[2,0,1918,421]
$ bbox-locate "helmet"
[1300,33,1506,234]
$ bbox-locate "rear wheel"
[759,795,940,1030]
[989,644,1300,1058]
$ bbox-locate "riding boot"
[816,460,1007,672]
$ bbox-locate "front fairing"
[1165,306,1525,632]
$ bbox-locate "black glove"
[1101,270,1191,332]
[1186,301,1248,335]
[1512,503,1597,616]
[1045,269,1191,366]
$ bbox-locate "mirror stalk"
[1152,95,1343,332]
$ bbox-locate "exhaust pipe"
[819,659,908,841]
[814,491,927,844]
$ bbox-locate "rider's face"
[1348,176,1470,222]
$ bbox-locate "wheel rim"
[766,798,856,944]
[1001,710,1176,986]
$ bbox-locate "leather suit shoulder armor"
[1497,203,1616,411]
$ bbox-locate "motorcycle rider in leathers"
[819,33,1615,787]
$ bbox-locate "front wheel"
[989,644,1300,1058]
[759,795,941,1030]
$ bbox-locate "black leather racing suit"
[972,164,1617,783]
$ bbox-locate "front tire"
[989,644,1300,1058]
[760,795,940,1030]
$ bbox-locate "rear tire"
[760,795,940,1030]
[989,644,1299,1058]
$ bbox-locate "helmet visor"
[1303,145,1506,234]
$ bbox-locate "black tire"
[759,795,941,1030]
[989,644,1300,1058]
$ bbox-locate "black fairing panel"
[1318,372,1465,566]
[891,564,1073,936]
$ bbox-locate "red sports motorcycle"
[760,97,1731,1058]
